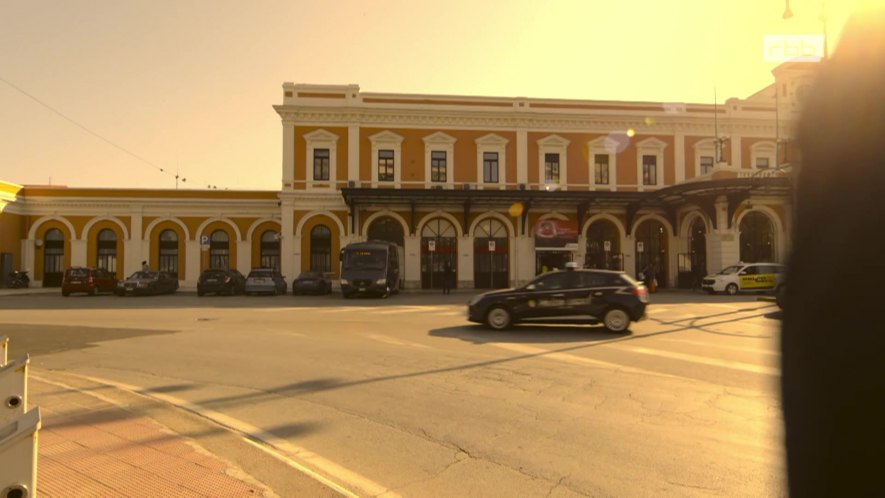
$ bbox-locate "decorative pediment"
[636,137,668,149]
[692,138,716,151]
[422,131,457,145]
[751,140,776,153]
[588,136,621,154]
[303,129,339,143]
[475,133,509,146]
[369,130,404,144]
[537,134,570,147]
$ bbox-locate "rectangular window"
[642,155,657,185]
[545,153,560,183]
[594,154,609,184]
[378,149,395,182]
[756,157,770,169]
[700,155,715,175]
[431,151,447,182]
[313,148,330,181]
[483,152,499,183]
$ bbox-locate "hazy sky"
[0,0,860,191]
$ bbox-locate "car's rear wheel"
[726,283,739,296]
[485,306,512,330]
[603,308,631,333]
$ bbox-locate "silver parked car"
[245,268,287,295]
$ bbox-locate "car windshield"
[129,271,155,279]
[343,249,386,270]
[298,272,321,279]
[248,270,274,278]
[66,268,89,277]
[203,271,227,278]
[718,265,743,275]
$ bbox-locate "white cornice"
[275,106,780,136]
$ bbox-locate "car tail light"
[633,286,648,300]
[87,276,94,284]
[224,276,231,283]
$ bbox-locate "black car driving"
[467,266,648,332]
[115,271,179,296]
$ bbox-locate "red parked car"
[61,267,118,296]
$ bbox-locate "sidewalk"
[29,375,278,498]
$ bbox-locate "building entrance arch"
[585,219,622,270]
[421,218,457,290]
[635,219,669,288]
[473,218,509,289]
[43,228,65,287]
[367,216,405,247]
[740,211,776,262]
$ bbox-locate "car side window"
[578,272,608,288]
[741,266,758,275]
[533,272,575,290]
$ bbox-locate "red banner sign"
[534,219,579,248]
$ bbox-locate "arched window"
[96,229,117,272]
[159,229,179,278]
[740,211,775,263]
[310,225,332,272]
[367,216,405,247]
[260,231,281,269]
[210,230,230,269]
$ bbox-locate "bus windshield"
[343,249,387,271]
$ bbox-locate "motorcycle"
[8,270,30,288]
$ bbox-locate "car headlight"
[375,278,386,285]
[468,295,482,306]
[340,279,349,285]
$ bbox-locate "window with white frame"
[693,138,717,177]
[313,149,330,181]
[700,155,715,175]
[636,137,666,190]
[594,154,609,184]
[642,155,657,185]
[537,135,569,190]
[378,150,395,182]
[303,129,339,187]
[423,132,455,188]
[750,141,776,171]
[476,133,508,188]
[483,152,499,183]
[370,130,404,187]
[587,136,617,189]
[431,151,447,182]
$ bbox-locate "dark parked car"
[245,268,287,295]
[115,271,179,296]
[197,268,246,296]
[61,267,118,296]
[292,271,333,295]
[467,266,648,332]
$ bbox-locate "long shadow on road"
[2,323,179,358]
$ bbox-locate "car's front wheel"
[485,306,512,330]
[726,283,739,296]
[603,308,631,333]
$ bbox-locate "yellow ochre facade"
[0,63,811,289]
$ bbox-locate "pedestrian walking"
[442,260,452,295]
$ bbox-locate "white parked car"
[701,262,785,295]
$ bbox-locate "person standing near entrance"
[141,260,150,272]
[442,260,452,294]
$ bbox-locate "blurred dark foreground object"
[783,5,885,498]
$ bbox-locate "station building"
[0,63,812,290]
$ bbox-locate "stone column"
[404,234,421,289]
[282,118,296,190]
[348,124,360,185]
[280,202,296,281]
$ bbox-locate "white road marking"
[33,372,399,498]
[608,345,780,376]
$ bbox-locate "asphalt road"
[0,290,785,497]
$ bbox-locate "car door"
[571,271,611,319]
[738,265,760,290]
[519,272,577,321]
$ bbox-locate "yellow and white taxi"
[701,262,785,295]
